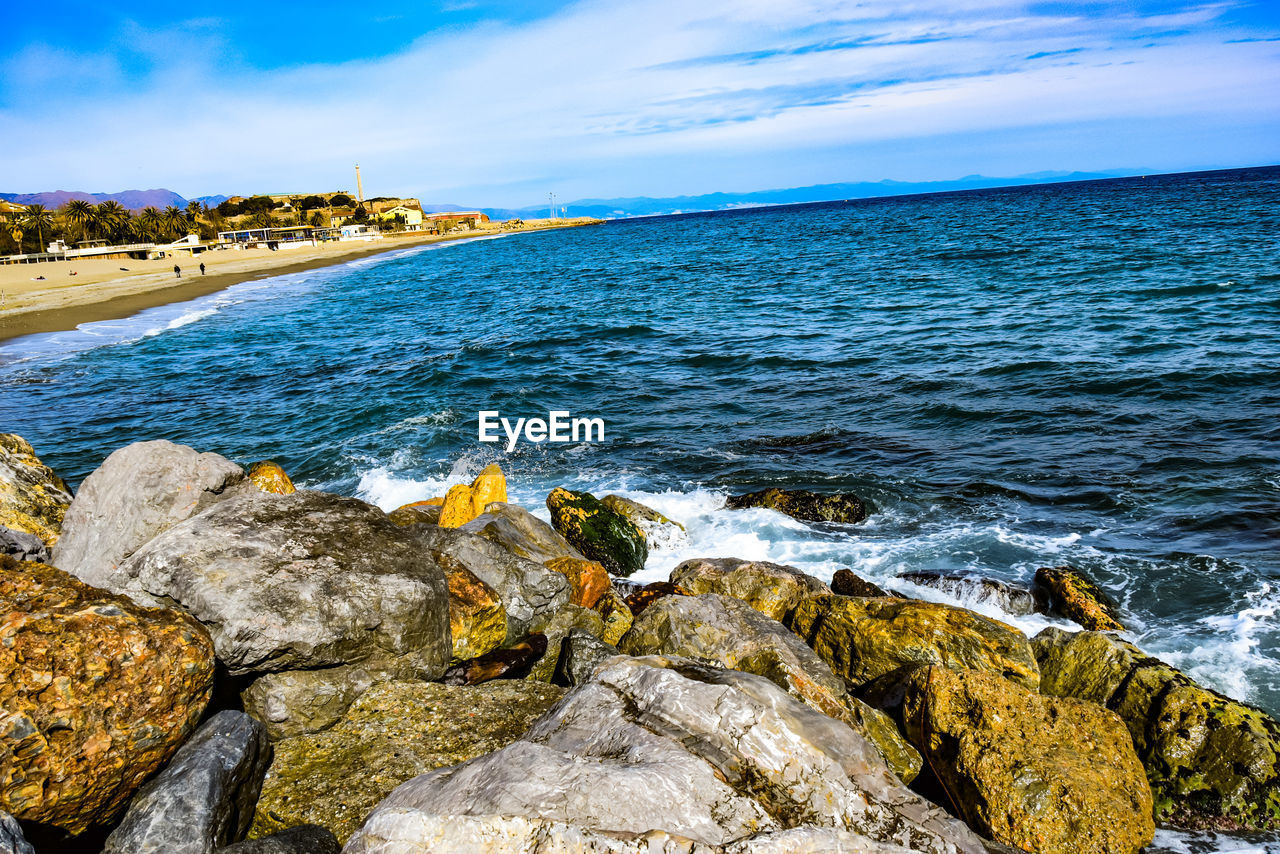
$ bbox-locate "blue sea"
[2,167,1279,850]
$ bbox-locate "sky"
[1,0,1278,207]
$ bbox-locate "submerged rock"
[724,487,867,524]
[241,666,376,741]
[246,461,295,495]
[442,634,548,685]
[546,487,648,576]
[786,594,1040,691]
[544,556,611,609]
[103,711,271,854]
[0,434,72,550]
[0,527,48,563]
[440,557,507,661]
[0,556,214,836]
[669,557,830,622]
[901,666,1153,854]
[346,656,986,853]
[601,494,687,549]
[831,568,893,598]
[460,502,585,565]
[1034,628,1280,830]
[898,572,1046,616]
[1034,566,1124,630]
[250,680,564,845]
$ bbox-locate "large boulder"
[725,488,867,524]
[546,487,648,577]
[669,557,830,622]
[103,711,271,854]
[552,629,622,688]
[786,594,1039,691]
[1034,566,1124,630]
[544,556,611,609]
[460,502,585,564]
[113,490,451,679]
[0,556,214,836]
[346,657,986,853]
[241,666,375,741]
[620,593,919,782]
[436,464,509,528]
[527,605,608,683]
[601,494,687,549]
[250,680,564,845]
[1034,628,1280,830]
[0,434,72,547]
[52,440,249,588]
[440,558,506,661]
[901,666,1154,854]
[417,525,569,641]
[898,572,1046,617]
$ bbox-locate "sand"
[0,218,599,343]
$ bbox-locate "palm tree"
[186,200,204,221]
[64,199,98,242]
[249,209,275,230]
[162,205,189,240]
[96,201,127,242]
[20,205,54,253]
[138,206,164,242]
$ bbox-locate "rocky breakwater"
[0,435,72,562]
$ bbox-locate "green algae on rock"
[724,487,867,524]
[546,487,647,576]
[1034,566,1124,631]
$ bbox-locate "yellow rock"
[420,497,446,507]
[438,484,477,528]
[247,460,296,495]
[0,433,73,547]
[443,560,507,661]
[469,464,507,516]
[594,588,633,646]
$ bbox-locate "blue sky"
[2,0,1278,206]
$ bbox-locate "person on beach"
[174,264,181,278]
[200,262,206,275]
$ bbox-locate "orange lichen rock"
[469,464,508,516]
[247,460,296,495]
[544,556,611,610]
[442,557,507,661]
[438,484,478,528]
[0,433,73,546]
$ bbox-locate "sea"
[2,166,1278,852]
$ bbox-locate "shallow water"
[3,167,1279,847]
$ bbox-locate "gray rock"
[53,441,250,587]
[460,501,585,564]
[0,812,34,854]
[417,524,569,640]
[103,711,271,854]
[669,557,830,622]
[726,827,924,853]
[527,605,606,682]
[114,490,452,679]
[898,572,1046,617]
[216,825,339,854]
[346,656,986,854]
[242,665,376,740]
[0,527,48,563]
[552,628,622,687]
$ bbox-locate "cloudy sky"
[2,0,1278,206]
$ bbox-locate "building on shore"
[374,205,424,231]
[423,211,490,234]
[217,225,335,248]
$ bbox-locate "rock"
[594,587,633,646]
[418,525,569,641]
[546,487,648,577]
[786,594,1040,691]
[242,666,376,741]
[552,629,622,687]
[0,434,72,548]
[0,555,214,836]
[0,811,34,854]
[620,593,920,782]
[0,528,47,563]
[544,556,611,609]
[468,463,507,515]
[669,557,830,622]
[437,484,476,528]
[346,657,986,854]
[246,461,295,495]
[831,568,893,598]
[1033,566,1123,630]
[724,487,867,524]
[217,824,339,854]
[601,494,687,549]
[53,440,249,588]
[623,580,690,616]
[387,502,441,527]
[441,558,506,662]
[1034,627,1280,830]
[250,680,564,845]
[103,711,271,854]
[900,666,1154,854]
[527,605,608,683]
[114,490,452,679]
[899,572,1046,616]
[442,634,548,685]
[460,502,585,564]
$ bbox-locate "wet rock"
[53,440,250,588]
[436,465,509,529]
[418,525,569,641]
[901,665,1154,854]
[103,711,271,854]
[670,557,830,622]
[623,580,691,616]
[440,557,506,661]
[241,666,376,741]
[0,556,214,836]
[387,502,441,527]
[899,572,1046,616]
[724,487,867,524]
[217,824,339,854]
[546,487,648,576]
[442,634,548,685]
[786,594,1040,691]
[544,556,611,609]
[0,811,34,854]
[1034,627,1280,830]
[0,527,47,563]
[245,461,295,495]
[1034,566,1124,630]
[552,628,623,687]
[527,605,608,683]
[601,494,687,549]
[594,586,634,646]
[831,568,893,598]
[619,593,920,782]
[346,656,986,854]
[250,680,564,845]
[114,490,452,679]
[460,501,585,564]
[0,433,72,549]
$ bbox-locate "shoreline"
[0,219,597,345]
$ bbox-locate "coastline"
[0,219,598,345]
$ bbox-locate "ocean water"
[2,168,1279,847]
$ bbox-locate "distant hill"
[191,194,231,208]
[0,188,189,212]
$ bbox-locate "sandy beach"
[0,218,598,343]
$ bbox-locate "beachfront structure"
[423,211,490,234]
[339,224,382,241]
[217,225,334,247]
[374,205,424,230]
